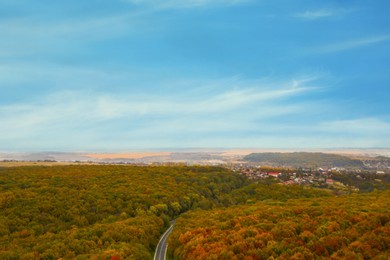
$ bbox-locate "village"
[229,163,389,193]
[231,164,335,185]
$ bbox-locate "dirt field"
[86,152,172,160]
[0,161,91,167]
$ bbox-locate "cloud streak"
[2,81,389,150]
[319,118,390,135]
[293,8,352,20]
[126,0,251,9]
[294,9,337,20]
[0,76,316,122]
[0,76,320,150]
[0,9,152,59]
[310,35,390,54]
[1,0,388,151]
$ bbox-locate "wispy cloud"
[0,76,317,122]
[3,76,389,150]
[294,9,336,20]
[0,9,150,58]
[319,118,390,135]
[126,0,251,9]
[310,35,390,54]
[261,118,390,136]
[293,8,352,20]
[0,75,320,150]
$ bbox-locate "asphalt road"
[154,220,176,260]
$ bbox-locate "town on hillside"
[229,164,389,193]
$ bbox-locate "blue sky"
[0,0,389,151]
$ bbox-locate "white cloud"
[294,9,335,20]
[0,62,105,86]
[0,10,149,58]
[7,73,386,150]
[202,85,314,113]
[0,0,251,59]
[3,84,389,150]
[0,75,319,150]
[310,35,390,54]
[126,0,250,9]
[319,118,390,135]
[293,8,352,20]
[1,75,316,123]
[0,11,139,38]
[256,118,390,136]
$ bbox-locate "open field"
[85,152,172,160]
[1,149,389,166]
[0,161,91,167]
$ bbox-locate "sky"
[0,0,390,152]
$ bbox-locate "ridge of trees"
[0,165,247,259]
[0,165,388,259]
[243,152,364,168]
[168,190,390,259]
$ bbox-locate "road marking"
[154,222,175,260]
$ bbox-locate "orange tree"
[168,190,390,259]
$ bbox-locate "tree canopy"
[168,190,390,259]
[243,152,364,168]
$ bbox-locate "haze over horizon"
[1,0,389,151]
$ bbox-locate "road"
[154,220,176,260]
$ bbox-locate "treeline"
[168,190,390,259]
[230,183,331,204]
[243,152,364,168]
[330,172,390,192]
[1,164,387,259]
[0,165,248,259]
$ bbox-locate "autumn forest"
[0,165,389,259]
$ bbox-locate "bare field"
[86,152,172,160]
[1,149,388,166]
[220,149,297,157]
[0,161,92,167]
[221,148,390,158]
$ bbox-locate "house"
[326,179,334,185]
[268,172,281,178]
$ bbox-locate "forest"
[243,152,364,168]
[0,164,389,259]
[0,165,248,259]
[168,190,390,259]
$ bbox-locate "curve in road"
[154,220,176,260]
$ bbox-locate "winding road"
[154,220,176,260]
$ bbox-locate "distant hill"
[243,152,364,168]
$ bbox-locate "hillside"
[0,165,247,259]
[168,190,390,259]
[1,164,388,259]
[243,152,364,168]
